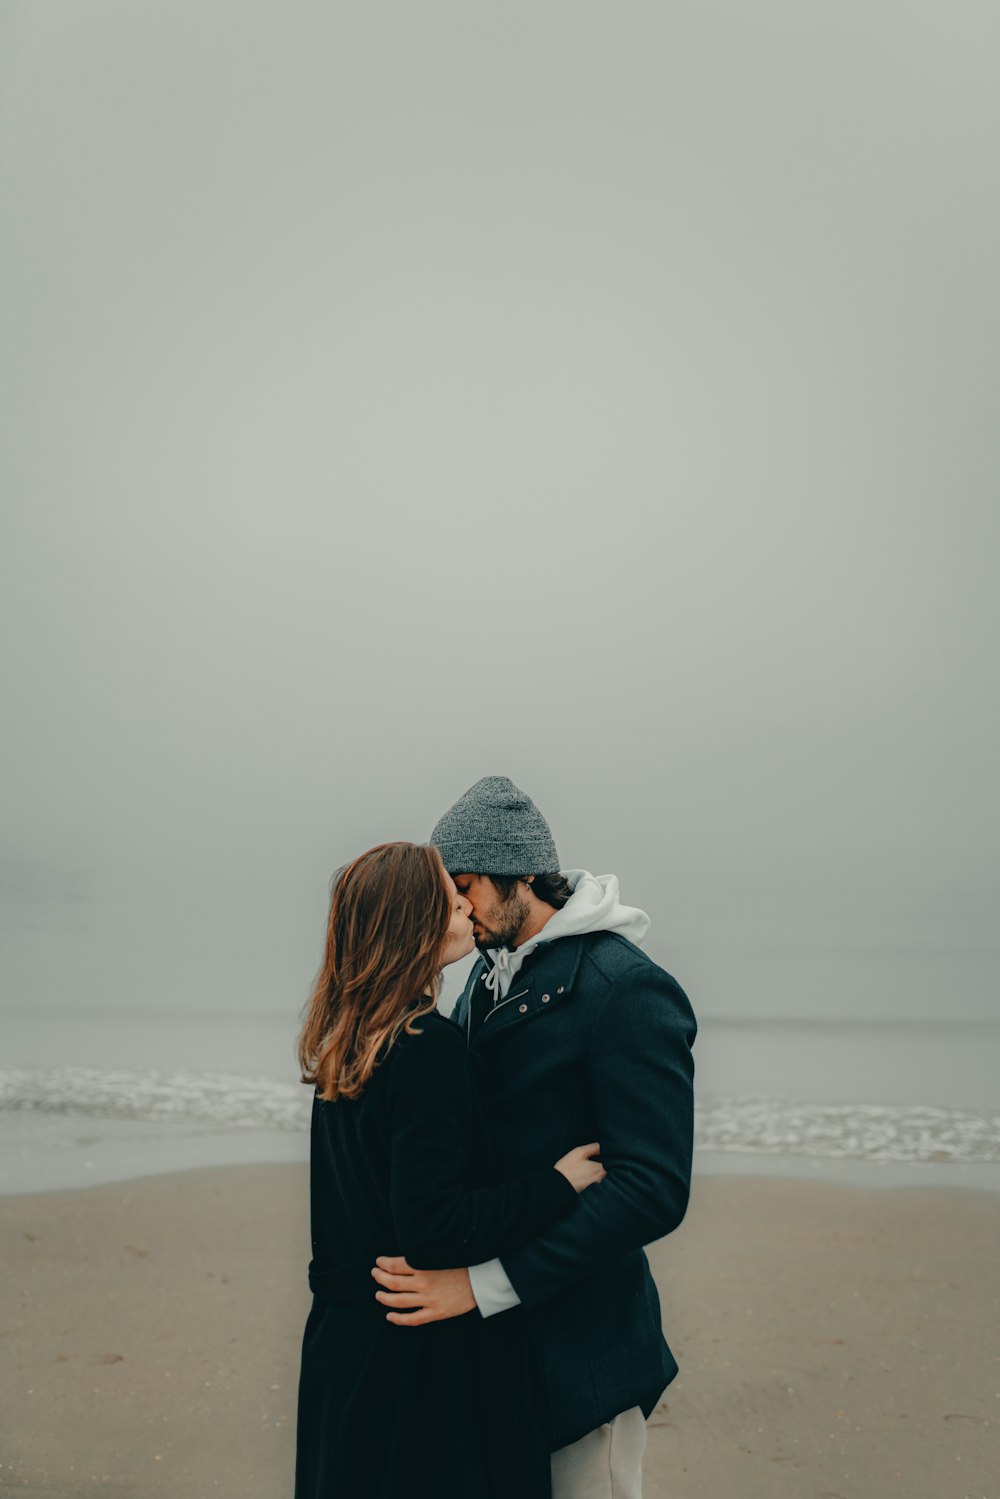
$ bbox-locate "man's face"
[452,873,531,952]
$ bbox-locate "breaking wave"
[2,1069,999,1165]
[0,1067,311,1131]
[695,1095,1000,1165]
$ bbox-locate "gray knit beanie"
[430,776,559,876]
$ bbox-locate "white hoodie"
[482,869,650,1002]
[468,870,650,1320]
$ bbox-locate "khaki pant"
[550,1405,646,1499]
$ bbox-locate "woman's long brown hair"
[298,842,451,1101]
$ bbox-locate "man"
[372,776,696,1498]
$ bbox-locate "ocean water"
[1,1006,998,1194]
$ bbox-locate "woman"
[294,841,605,1499]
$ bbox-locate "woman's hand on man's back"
[554,1143,606,1193]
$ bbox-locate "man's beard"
[474,890,530,952]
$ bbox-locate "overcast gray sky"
[2,1,997,1022]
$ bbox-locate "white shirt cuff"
[467,1257,522,1319]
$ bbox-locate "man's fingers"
[374,1255,413,1274]
[371,1267,424,1292]
[385,1308,435,1326]
[374,1289,426,1308]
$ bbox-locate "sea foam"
[2,1068,999,1165]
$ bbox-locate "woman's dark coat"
[294,1009,577,1499]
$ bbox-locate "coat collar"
[462,935,587,1048]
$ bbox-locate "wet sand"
[1,1167,997,1497]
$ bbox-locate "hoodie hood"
[483,870,650,1001]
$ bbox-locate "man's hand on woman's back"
[371,1258,476,1325]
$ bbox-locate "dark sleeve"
[385,1015,578,1270]
[500,964,696,1309]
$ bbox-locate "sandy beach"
[1,1166,997,1498]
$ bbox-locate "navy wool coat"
[452,931,697,1450]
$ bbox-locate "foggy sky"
[2,1,997,1022]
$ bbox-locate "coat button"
[518,1003,528,1013]
[556,986,564,994]
[541,994,550,1003]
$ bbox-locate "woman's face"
[439,869,475,968]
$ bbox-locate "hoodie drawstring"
[483,948,516,1002]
